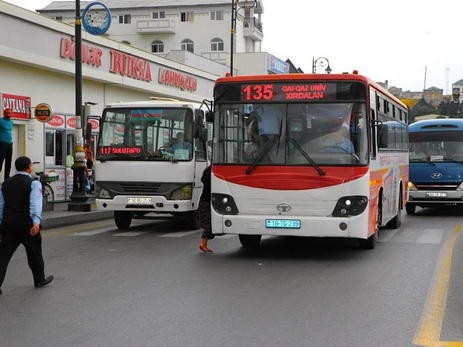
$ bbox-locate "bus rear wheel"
[239,234,262,249]
[114,211,132,230]
[387,193,402,229]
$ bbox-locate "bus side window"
[370,109,376,158]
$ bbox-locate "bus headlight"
[169,184,193,200]
[332,196,368,217]
[96,186,112,199]
[211,193,239,215]
[408,181,417,191]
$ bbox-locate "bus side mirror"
[378,123,389,148]
[205,111,214,123]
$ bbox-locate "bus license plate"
[425,192,447,198]
[265,219,301,229]
[128,197,152,204]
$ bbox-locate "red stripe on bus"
[212,165,369,190]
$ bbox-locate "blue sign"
[268,55,289,74]
[82,2,111,36]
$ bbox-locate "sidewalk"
[41,200,113,230]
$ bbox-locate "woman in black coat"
[198,165,214,253]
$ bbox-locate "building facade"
[38,0,264,69]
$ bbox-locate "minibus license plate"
[425,192,447,198]
[128,197,152,204]
[265,219,301,229]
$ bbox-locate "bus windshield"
[97,107,194,161]
[409,131,463,162]
[213,102,368,166]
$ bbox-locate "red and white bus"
[210,72,408,249]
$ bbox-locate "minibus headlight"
[408,181,417,191]
[169,184,193,200]
[332,196,368,217]
[96,186,112,199]
[211,193,239,215]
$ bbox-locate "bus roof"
[215,72,406,109]
[408,118,463,132]
[105,99,202,109]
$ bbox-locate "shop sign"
[110,50,152,82]
[88,116,100,133]
[47,115,65,128]
[66,116,77,129]
[60,37,103,67]
[158,68,198,92]
[2,93,32,119]
[34,103,53,122]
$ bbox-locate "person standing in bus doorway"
[198,165,214,253]
[0,156,54,294]
[0,108,14,181]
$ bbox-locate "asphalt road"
[0,207,462,347]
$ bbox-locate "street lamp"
[230,0,258,76]
[312,57,332,74]
[68,0,91,212]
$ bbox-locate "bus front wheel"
[114,211,132,230]
[359,232,377,249]
[239,234,262,249]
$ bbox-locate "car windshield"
[213,102,368,166]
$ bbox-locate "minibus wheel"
[114,211,132,230]
[405,203,416,215]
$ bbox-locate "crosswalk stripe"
[160,230,199,238]
[72,228,114,236]
[113,231,148,237]
[416,229,445,244]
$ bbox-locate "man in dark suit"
[0,156,53,294]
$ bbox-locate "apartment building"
[38,0,264,71]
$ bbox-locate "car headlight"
[211,193,239,215]
[332,195,368,217]
[169,184,193,200]
[408,181,417,191]
[457,182,463,191]
[96,186,112,199]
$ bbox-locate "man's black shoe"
[34,275,54,288]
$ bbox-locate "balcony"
[243,17,263,41]
[136,19,175,34]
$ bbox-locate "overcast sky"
[5,0,463,93]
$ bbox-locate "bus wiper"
[245,135,280,175]
[288,138,326,176]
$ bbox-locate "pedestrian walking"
[198,165,214,253]
[0,156,53,294]
[0,108,14,181]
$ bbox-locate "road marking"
[416,230,445,244]
[160,230,199,238]
[72,228,113,236]
[413,225,463,347]
[113,231,147,237]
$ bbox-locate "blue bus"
[407,118,463,214]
